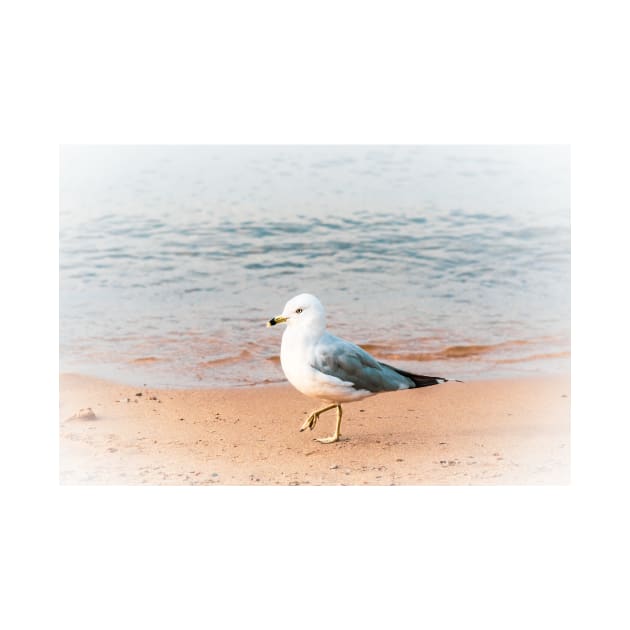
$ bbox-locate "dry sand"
[59,373,570,485]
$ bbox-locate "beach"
[60,373,570,485]
[59,146,570,486]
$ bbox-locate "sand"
[59,373,570,485]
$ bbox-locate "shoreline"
[59,372,570,485]
[58,340,571,390]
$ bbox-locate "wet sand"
[59,373,570,485]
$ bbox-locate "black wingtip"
[409,374,446,388]
[378,361,463,388]
[386,365,447,388]
[410,375,464,387]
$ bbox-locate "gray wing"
[311,333,415,393]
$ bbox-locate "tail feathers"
[380,362,462,388]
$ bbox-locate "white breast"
[280,326,316,394]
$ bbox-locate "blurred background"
[59,145,570,387]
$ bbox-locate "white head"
[267,293,327,334]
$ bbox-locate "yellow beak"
[266,315,288,327]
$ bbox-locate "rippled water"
[60,145,570,387]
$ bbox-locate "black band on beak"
[268,318,278,326]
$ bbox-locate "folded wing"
[312,334,447,393]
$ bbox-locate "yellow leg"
[315,404,343,444]
[299,403,337,432]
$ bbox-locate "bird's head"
[267,293,326,333]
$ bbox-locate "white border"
[4,1,629,628]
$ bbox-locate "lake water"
[60,145,570,388]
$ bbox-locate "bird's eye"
[295,308,303,314]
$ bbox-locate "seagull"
[267,293,458,443]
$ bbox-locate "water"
[60,145,570,388]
